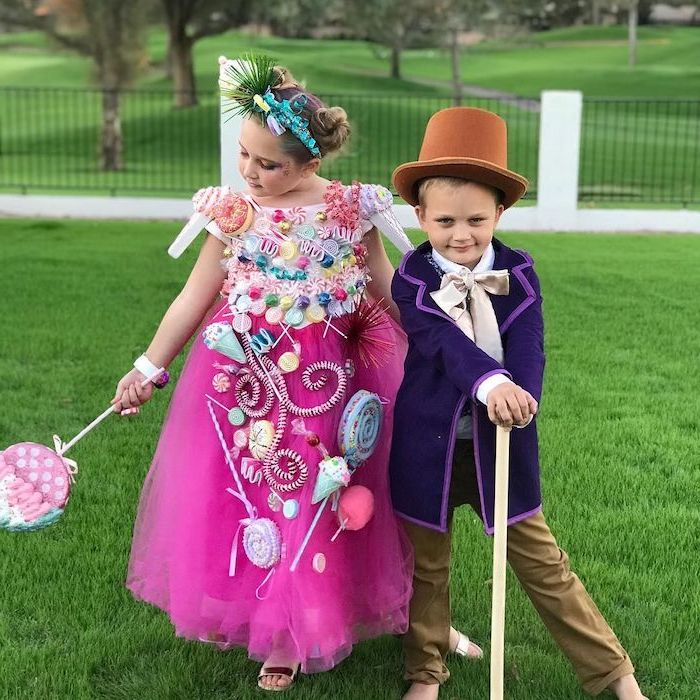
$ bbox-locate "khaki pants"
[403,439,634,695]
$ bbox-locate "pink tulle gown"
[127,181,413,673]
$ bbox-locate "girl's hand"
[111,369,155,412]
[486,383,538,429]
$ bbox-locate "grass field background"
[0,26,698,205]
[0,220,698,698]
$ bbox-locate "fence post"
[219,58,247,189]
[536,91,582,229]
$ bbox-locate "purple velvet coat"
[390,238,545,534]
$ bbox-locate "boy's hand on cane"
[112,369,155,413]
[486,383,538,429]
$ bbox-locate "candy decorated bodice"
[212,181,395,332]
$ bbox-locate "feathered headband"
[220,53,321,158]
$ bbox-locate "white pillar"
[219,57,247,190]
[536,90,582,229]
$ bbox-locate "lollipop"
[202,322,246,364]
[242,517,281,569]
[337,485,375,530]
[331,485,375,541]
[337,390,383,469]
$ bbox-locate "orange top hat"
[392,107,528,209]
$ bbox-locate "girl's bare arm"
[113,234,227,409]
[363,227,400,322]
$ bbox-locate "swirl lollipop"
[337,390,384,469]
[242,517,282,569]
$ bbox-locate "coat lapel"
[490,239,537,333]
[399,239,537,334]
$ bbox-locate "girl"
[112,56,414,691]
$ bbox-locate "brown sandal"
[257,665,298,692]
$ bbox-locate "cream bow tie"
[430,269,509,363]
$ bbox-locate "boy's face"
[416,181,504,269]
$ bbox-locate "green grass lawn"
[1,219,698,699]
[0,27,699,204]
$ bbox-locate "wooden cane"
[490,425,511,700]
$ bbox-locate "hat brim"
[392,157,528,209]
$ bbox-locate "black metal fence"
[0,86,698,206]
[0,86,539,200]
[580,98,700,207]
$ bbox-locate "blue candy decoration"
[257,90,321,157]
[250,328,276,354]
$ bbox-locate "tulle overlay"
[127,184,413,673]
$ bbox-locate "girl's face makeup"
[238,118,313,199]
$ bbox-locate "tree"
[628,0,638,67]
[84,1,148,170]
[344,0,442,80]
[437,0,491,105]
[252,0,337,38]
[161,0,252,109]
[497,0,589,31]
[0,0,148,171]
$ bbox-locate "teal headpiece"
[220,54,321,158]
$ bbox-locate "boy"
[389,107,647,700]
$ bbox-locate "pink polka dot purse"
[1,371,164,532]
[0,442,74,531]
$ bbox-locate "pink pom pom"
[337,485,374,531]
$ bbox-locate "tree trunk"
[591,0,601,25]
[100,88,122,171]
[390,45,401,80]
[628,0,638,68]
[170,34,198,107]
[164,39,174,80]
[450,28,462,106]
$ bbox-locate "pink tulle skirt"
[126,301,413,673]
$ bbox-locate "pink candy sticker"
[265,307,284,325]
[212,372,230,393]
[233,429,249,448]
[232,314,252,333]
[249,299,267,317]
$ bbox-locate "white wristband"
[134,354,161,381]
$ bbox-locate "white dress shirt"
[431,245,512,438]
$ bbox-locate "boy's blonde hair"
[416,176,505,207]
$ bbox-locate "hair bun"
[313,106,351,156]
